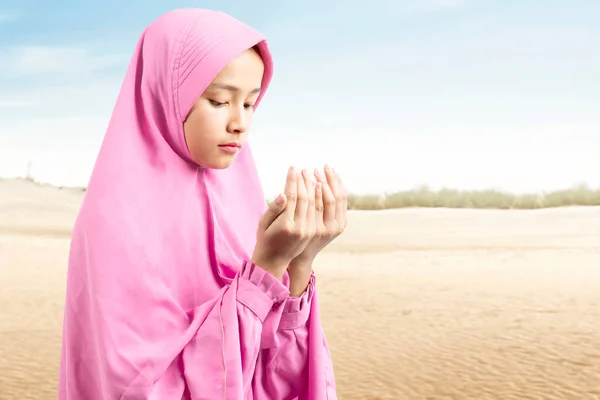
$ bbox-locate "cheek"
[183,114,209,157]
[184,106,222,135]
[183,107,225,161]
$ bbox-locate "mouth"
[218,142,242,148]
[218,142,242,154]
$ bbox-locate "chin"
[205,156,236,170]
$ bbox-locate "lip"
[219,142,241,148]
[218,142,241,154]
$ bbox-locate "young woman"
[57,8,346,400]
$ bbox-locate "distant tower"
[26,161,33,181]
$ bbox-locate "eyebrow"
[209,83,262,94]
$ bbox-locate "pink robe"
[58,8,337,399]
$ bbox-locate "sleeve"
[177,261,292,399]
[251,272,339,400]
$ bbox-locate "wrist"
[250,255,287,280]
[289,254,315,270]
[288,257,314,297]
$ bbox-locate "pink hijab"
[58,8,336,400]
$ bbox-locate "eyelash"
[209,100,254,109]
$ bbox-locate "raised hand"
[296,164,347,262]
[251,166,316,279]
[285,165,347,296]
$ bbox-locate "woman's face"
[183,47,265,169]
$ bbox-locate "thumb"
[259,194,287,232]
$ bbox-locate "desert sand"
[1,178,600,400]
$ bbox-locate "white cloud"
[4,79,120,110]
[0,115,106,186]
[0,99,33,108]
[0,42,123,184]
[0,45,126,76]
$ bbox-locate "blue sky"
[0,0,599,197]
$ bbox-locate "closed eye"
[209,100,226,107]
[209,99,254,109]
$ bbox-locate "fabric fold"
[279,272,316,330]
[237,261,290,322]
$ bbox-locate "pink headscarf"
[58,8,336,400]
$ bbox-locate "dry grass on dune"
[347,183,600,210]
[9,175,600,211]
[267,183,600,210]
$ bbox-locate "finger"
[323,164,341,199]
[294,171,308,224]
[340,172,348,227]
[314,168,326,186]
[315,181,324,228]
[324,165,344,225]
[314,169,328,227]
[321,182,336,224]
[325,165,345,226]
[282,166,297,221]
[259,193,287,232]
[303,169,316,235]
[332,168,347,227]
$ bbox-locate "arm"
[252,269,338,400]
[247,164,344,399]
[249,163,346,399]
[180,261,292,399]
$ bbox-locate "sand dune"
[1,179,600,399]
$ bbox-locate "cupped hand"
[291,164,347,264]
[251,166,316,279]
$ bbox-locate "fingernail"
[276,194,285,204]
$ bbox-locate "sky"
[0,0,598,198]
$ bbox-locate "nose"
[226,106,250,134]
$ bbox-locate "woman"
[57,7,345,400]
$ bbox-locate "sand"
[1,178,600,400]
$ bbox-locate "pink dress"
[57,8,337,400]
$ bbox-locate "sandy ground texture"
[1,178,600,400]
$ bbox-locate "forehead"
[212,48,265,86]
